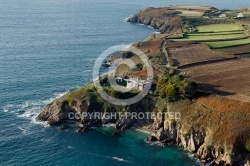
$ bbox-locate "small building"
[125,78,151,91]
[237,13,244,18]
[115,77,123,83]
[219,13,227,18]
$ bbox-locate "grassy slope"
[187,31,244,36]
[202,38,250,48]
[171,33,247,41]
[176,10,204,17]
[196,24,244,32]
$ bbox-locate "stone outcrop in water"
[36,100,75,125]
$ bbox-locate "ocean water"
[1,0,250,165]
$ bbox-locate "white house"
[126,78,151,91]
[219,13,227,18]
[237,13,244,18]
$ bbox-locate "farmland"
[187,31,245,36]
[215,44,250,54]
[171,33,247,41]
[202,38,250,48]
[177,10,204,17]
[166,43,236,67]
[181,58,250,102]
[196,24,244,32]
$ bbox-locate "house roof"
[237,13,244,18]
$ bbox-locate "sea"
[1,0,249,165]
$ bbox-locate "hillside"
[37,5,250,166]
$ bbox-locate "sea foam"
[3,91,69,127]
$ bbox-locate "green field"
[177,10,204,17]
[202,38,250,48]
[242,53,250,57]
[224,10,250,18]
[242,11,250,18]
[196,24,244,32]
[188,31,244,36]
[170,33,247,41]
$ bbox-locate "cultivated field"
[177,10,204,17]
[171,33,247,41]
[196,24,244,32]
[239,18,250,24]
[187,31,245,36]
[166,43,235,67]
[202,38,250,48]
[174,6,213,10]
[181,58,250,102]
[215,44,250,54]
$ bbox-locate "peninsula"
[37,6,250,166]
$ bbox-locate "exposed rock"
[152,112,163,130]
[58,125,67,130]
[156,127,166,141]
[101,112,117,124]
[146,135,157,142]
[75,124,89,133]
[127,7,183,34]
[36,100,75,125]
[116,116,135,130]
[163,119,177,142]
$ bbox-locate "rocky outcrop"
[36,100,75,125]
[127,7,183,34]
[116,115,135,130]
[146,135,157,142]
[147,98,250,166]
[36,86,250,166]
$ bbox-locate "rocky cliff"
[36,83,250,165]
[36,6,250,166]
[150,97,250,166]
[127,7,183,34]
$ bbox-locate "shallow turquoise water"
[1,0,249,165]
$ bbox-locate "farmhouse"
[237,13,244,18]
[219,13,227,18]
[126,78,151,91]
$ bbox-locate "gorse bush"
[157,73,196,102]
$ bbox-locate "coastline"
[36,5,250,166]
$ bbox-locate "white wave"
[112,157,129,162]
[3,90,69,127]
[40,138,52,142]
[102,123,116,128]
[18,126,30,135]
[153,31,161,34]
[147,25,154,29]
[187,152,194,158]
[135,128,155,135]
[124,15,132,22]
[3,108,8,112]
[186,152,202,165]
[18,107,39,118]
[2,104,15,112]
[68,146,73,149]
[42,91,69,105]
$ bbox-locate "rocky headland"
[37,5,250,166]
